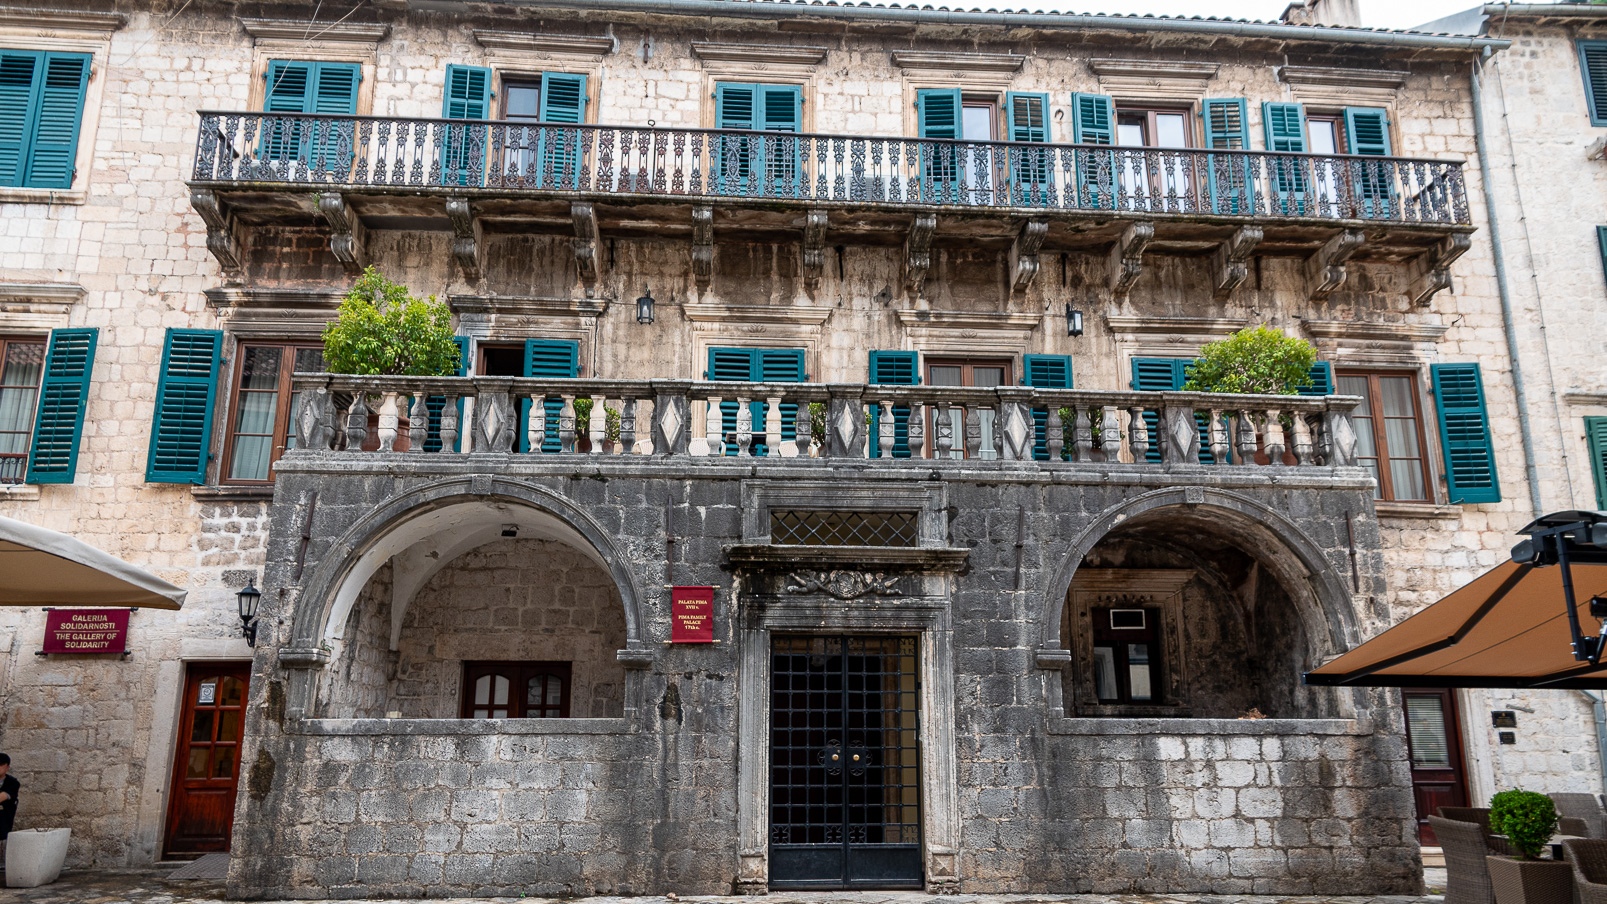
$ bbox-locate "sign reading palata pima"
[42,609,131,654]
[670,586,715,643]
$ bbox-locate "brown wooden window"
[1337,370,1431,503]
[1091,607,1161,704]
[222,343,325,483]
[926,357,1011,460]
[1115,107,1192,149]
[460,661,572,719]
[0,336,45,485]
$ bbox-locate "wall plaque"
[41,608,130,654]
[671,586,715,643]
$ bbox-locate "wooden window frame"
[1305,113,1345,153]
[1337,369,1433,503]
[1114,105,1194,149]
[0,335,45,484]
[220,342,323,485]
[1090,606,1164,705]
[459,660,573,719]
[925,356,1012,460]
[500,77,542,122]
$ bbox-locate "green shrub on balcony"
[1181,326,1316,396]
[323,267,459,376]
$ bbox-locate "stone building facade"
[0,0,1569,896]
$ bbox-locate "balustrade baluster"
[620,398,638,454]
[528,394,547,453]
[670,132,684,194]
[440,393,459,452]
[1047,405,1064,462]
[378,391,403,451]
[907,400,924,459]
[706,398,724,456]
[1127,406,1148,463]
[345,393,369,452]
[1264,408,1286,464]
[965,408,982,459]
[760,396,781,457]
[409,393,429,450]
[1209,409,1230,464]
[935,405,954,458]
[875,399,894,459]
[734,397,753,455]
[1100,407,1122,461]
[1237,411,1258,465]
[1292,411,1315,466]
[1073,406,1094,462]
[560,395,577,453]
[589,396,607,454]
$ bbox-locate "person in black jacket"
[0,753,18,850]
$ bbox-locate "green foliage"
[1489,789,1560,860]
[572,398,621,444]
[1181,326,1317,396]
[322,267,459,377]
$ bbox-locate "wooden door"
[164,663,250,856]
[1402,687,1469,846]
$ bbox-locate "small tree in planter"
[1486,789,1570,904]
[1182,326,1317,465]
[322,267,459,451]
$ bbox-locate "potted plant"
[1486,789,1572,904]
[322,267,460,452]
[1181,326,1317,465]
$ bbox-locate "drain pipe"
[1581,691,1607,793]
[1471,48,1543,518]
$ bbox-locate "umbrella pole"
[1552,530,1600,664]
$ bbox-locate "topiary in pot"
[1487,789,1571,904]
[1180,325,1316,396]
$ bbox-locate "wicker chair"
[1554,793,1607,839]
[1439,807,1520,857]
[1432,815,1498,904]
[1564,839,1607,903]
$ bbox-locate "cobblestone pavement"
[1,869,1446,904]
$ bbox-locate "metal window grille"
[769,510,918,547]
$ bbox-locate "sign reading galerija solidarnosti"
[42,609,131,654]
[670,586,715,643]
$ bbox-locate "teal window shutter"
[1005,92,1050,203]
[524,338,580,453]
[869,350,919,459]
[1299,361,1334,396]
[759,84,803,193]
[1024,354,1072,461]
[262,60,359,170]
[1343,106,1394,216]
[713,82,755,192]
[1130,357,1214,465]
[1599,226,1607,284]
[1071,93,1115,144]
[443,65,491,188]
[536,71,587,188]
[916,88,962,199]
[311,62,359,114]
[146,329,221,484]
[1202,98,1249,215]
[0,51,90,189]
[1431,362,1500,504]
[25,327,96,484]
[1343,107,1391,156]
[1587,417,1607,510]
[1578,41,1607,127]
[1005,93,1049,144]
[1071,93,1116,209]
[1262,101,1309,212]
[916,88,961,140]
[708,347,804,456]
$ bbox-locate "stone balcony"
[190,114,1473,304]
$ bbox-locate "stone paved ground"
[0,869,1447,904]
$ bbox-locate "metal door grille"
[769,510,919,547]
[769,635,922,889]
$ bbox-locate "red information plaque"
[42,609,130,654]
[670,586,715,643]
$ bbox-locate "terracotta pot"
[358,413,412,452]
[1487,855,1574,904]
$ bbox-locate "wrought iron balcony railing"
[194,112,1470,225]
[288,374,1364,470]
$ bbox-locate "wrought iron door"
[769,636,922,889]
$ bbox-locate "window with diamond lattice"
[769,510,918,547]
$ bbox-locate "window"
[460,661,571,718]
[1586,417,1607,511]
[1579,40,1607,126]
[706,347,805,456]
[1115,106,1191,208]
[0,51,90,189]
[1337,371,1431,502]
[492,70,589,187]
[1091,607,1160,704]
[260,60,360,172]
[0,337,44,484]
[713,82,802,194]
[222,344,325,483]
[927,357,1010,460]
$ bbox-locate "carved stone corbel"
[687,205,715,291]
[1407,232,1471,308]
[1107,220,1153,297]
[571,201,602,290]
[446,197,483,282]
[317,191,368,276]
[1212,226,1263,300]
[801,208,828,289]
[1306,228,1366,301]
[190,189,243,284]
[902,213,937,296]
[1008,219,1049,293]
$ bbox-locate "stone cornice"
[1563,391,1607,407]
[691,42,828,65]
[1278,65,1408,90]
[725,544,972,571]
[448,295,610,318]
[894,310,1041,330]
[0,281,85,303]
[0,7,125,32]
[205,287,343,309]
[240,18,390,44]
[1302,318,1447,344]
[892,50,1025,73]
[1088,58,1219,80]
[1105,315,1245,336]
[683,303,832,325]
[473,29,614,56]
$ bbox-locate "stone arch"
[1038,487,1361,662]
[290,476,647,658]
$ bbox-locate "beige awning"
[0,515,186,609]
[1306,559,1607,689]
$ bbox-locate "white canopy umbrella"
[0,515,186,609]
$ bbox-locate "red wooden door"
[164,664,250,856]
[1402,687,1470,846]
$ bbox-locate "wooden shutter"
[1202,99,1249,150]
[523,338,579,453]
[1343,107,1391,156]
[1600,226,1607,285]
[1300,361,1334,396]
[712,82,755,191]
[1202,98,1249,214]
[443,65,491,119]
[1006,92,1048,142]
[1005,92,1050,202]
[534,72,587,189]
[759,84,802,192]
[1024,354,1072,461]
[0,53,38,186]
[915,88,962,199]
[1129,357,1213,465]
[24,52,88,190]
[1262,102,1308,152]
[915,88,961,140]
[310,63,359,114]
[146,329,221,484]
[1071,93,1116,209]
[1579,41,1607,127]
[1071,93,1115,144]
[1344,106,1395,217]
[263,60,312,113]
[25,327,96,484]
[1431,362,1500,504]
[1587,417,1607,511]
[707,348,803,456]
[869,350,918,459]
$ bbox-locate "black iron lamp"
[636,287,656,325]
[1066,304,1084,338]
[237,582,262,647]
